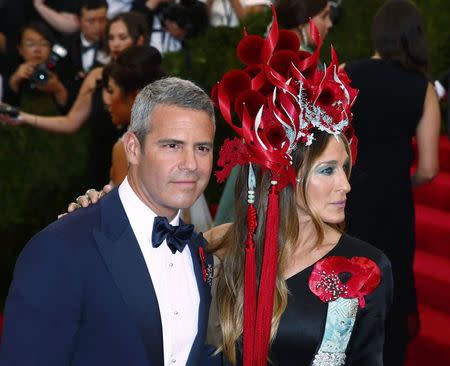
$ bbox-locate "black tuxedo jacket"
[0,188,217,365]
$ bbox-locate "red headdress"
[213,7,358,366]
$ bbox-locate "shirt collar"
[80,33,94,47]
[118,177,180,243]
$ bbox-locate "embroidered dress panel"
[311,298,359,365]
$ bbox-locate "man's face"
[80,6,107,43]
[126,104,214,219]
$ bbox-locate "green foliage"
[0,124,89,308]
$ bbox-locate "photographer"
[7,22,68,114]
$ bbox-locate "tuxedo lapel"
[93,189,164,366]
[186,233,213,366]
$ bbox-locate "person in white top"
[0,77,219,366]
[207,0,271,27]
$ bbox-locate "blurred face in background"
[80,6,108,43]
[18,29,51,64]
[108,20,135,59]
[310,3,333,41]
[103,76,136,126]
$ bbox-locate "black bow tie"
[152,216,194,254]
[81,43,98,54]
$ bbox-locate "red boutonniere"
[198,246,213,286]
[309,256,381,308]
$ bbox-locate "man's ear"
[123,131,141,165]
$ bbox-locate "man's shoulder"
[28,190,124,253]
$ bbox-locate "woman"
[205,11,392,365]
[214,0,333,225]
[101,45,166,185]
[343,2,440,364]
[6,22,69,114]
[1,12,149,188]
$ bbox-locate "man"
[64,0,108,99]
[0,77,217,366]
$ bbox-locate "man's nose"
[179,149,197,171]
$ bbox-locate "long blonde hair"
[215,130,351,364]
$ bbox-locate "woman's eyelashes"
[316,164,336,176]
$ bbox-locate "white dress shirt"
[106,0,133,18]
[80,34,96,72]
[119,177,200,365]
[149,16,182,54]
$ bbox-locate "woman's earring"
[296,177,303,184]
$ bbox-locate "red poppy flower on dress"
[309,256,381,308]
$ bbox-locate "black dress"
[210,234,393,366]
[270,234,392,366]
[344,58,428,365]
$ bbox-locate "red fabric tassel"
[243,204,257,366]
[253,185,279,366]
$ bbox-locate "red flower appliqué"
[198,246,207,283]
[309,256,381,308]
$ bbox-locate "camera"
[0,103,19,118]
[31,44,67,86]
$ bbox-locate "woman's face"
[310,3,333,42]
[297,137,351,224]
[108,20,134,59]
[19,29,51,64]
[103,76,135,126]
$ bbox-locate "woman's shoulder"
[338,233,391,269]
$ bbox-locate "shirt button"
[173,310,178,315]
[169,263,173,267]
[171,359,176,363]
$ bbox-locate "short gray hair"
[129,77,215,145]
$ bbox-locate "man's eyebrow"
[157,140,213,147]
[195,142,214,147]
[157,139,184,144]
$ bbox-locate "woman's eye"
[318,166,334,175]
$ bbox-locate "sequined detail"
[312,298,359,365]
[312,350,346,366]
[206,264,213,287]
[314,270,348,302]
